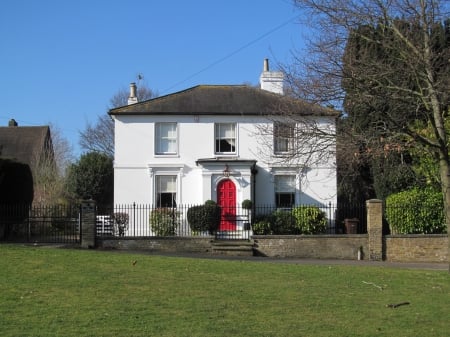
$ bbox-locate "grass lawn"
[0,244,448,337]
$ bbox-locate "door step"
[211,240,255,256]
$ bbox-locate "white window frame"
[215,123,237,155]
[155,122,178,155]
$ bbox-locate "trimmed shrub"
[149,208,179,236]
[187,201,221,234]
[241,199,253,210]
[385,188,446,234]
[291,206,327,234]
[271,210,297,234]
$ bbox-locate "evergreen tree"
[65,152,113,207]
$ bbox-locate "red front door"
[217,179,236,231]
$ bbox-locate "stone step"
[211,240,255,256]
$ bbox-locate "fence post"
[81,200,96,249]
[366,199,383,261]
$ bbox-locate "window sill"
[154,154,179,158]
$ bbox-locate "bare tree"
[253,97,338,171]
[79,115,115,158]
[79,82,157,157]
[289,0,450,267]
[32,124,74,204]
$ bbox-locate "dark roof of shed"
[0,125,51,166]
[109,85,338,117]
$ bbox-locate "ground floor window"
[155,175,177,207]
[275,175,295,207]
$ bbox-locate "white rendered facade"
[110,61,337,215]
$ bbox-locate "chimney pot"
[263,58,269,72]
[8,119,18,127]
[128,82,138,105]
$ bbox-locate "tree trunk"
[438,156,450,272]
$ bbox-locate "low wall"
[384,234,448,263]
[97,236,213,254]
[253,235,368,260]
[95,234,448,263]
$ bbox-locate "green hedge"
[291,206,327,234]
[253,206,327,235]
[385,188,446,234]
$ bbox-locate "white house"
[109,60,338,234]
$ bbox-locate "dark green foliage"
[271,210,297,234]
[187,201,221,234]
[241,199,253,210]
[385,188,446,234]
[149,208,179,236]
[0,158,34,204]
[338,19,450,203]
[371,153,418,200]
[0,159,34,238]
[65,152,113,207]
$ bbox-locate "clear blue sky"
[0,0,308,157]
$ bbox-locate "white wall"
[113,114,336,207]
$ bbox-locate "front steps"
[211,240,255,256]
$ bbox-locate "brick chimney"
[259,58,284,95]
[127,82,138,105]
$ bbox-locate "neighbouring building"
[0,119,55,203]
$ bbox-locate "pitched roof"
[0,125,52,166]
[109,85,338,117]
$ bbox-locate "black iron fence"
[0,202,367,243]
[96,203,367,239]
[0,204,81,243]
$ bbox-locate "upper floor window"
[215,123,236,154]
[155,175,177,207]
[274,122,294,154]
[155,123,177,155]
[274,175,296,207]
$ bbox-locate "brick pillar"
[366,199,383,261]
[81,200,96,249]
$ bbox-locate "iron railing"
[96,203,367,239]
[0,204,81,243]
[0,202,367,243]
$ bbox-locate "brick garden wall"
[253,235,368,259]
[384,235,448,262]
[89,199,449,263]
[97,236,213,254]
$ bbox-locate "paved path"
[25,244,448,271]
[97,248,449,271]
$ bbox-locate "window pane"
[276,193,295,207]
[156,123,177,154]
[156,176,177,207]
[275,175,295,192]
[158,176,176,192]
[215,123,236,153]
[274,123,294,153]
